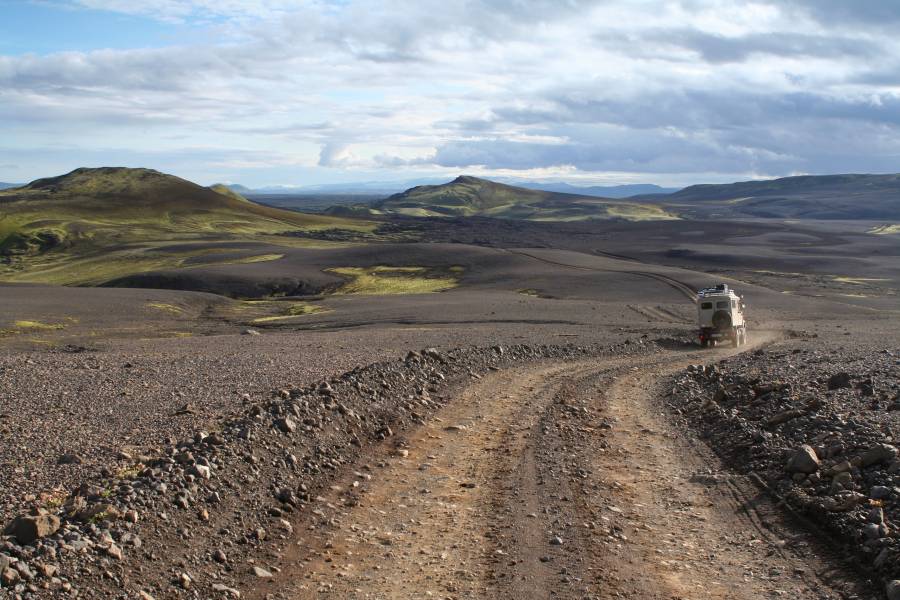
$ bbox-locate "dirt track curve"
[249,338,875,600]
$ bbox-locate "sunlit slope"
[651,173,900,220]
[375,176,679,221]
[0,167,373,284]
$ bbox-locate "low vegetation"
[251,302,330,323]
[374,176,679,222]
[0,167,374,286]
[14,320,67,330]
[326,266,460,295]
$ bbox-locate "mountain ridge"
[373,175,679,221]
[646,172,900,219]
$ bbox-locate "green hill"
[0,167,373,285]
[652,173,900,220]
[374,176,679,221]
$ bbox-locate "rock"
[887,580,900,600]
[74,502,120,523]
[785,445,820,474]
[242,329,260,336]
[188,464,211,480]
[766,409,806,427]
[213,549,227,563]
[871,485,893,500]
[138,592,156,600]
[1,568,20,587]
[57,453,83,465]
[252,566,273,578]
[831,471,853,493]
[0,555,9,573]
[212,583,241,597]
[549,536,563,545]
[179,572,192,588]
[827,372,852,390]
[860,444,898,468]
[38,563,58,578]
[863,523,881,540]
[4,511,61,545]
[274,417,296,433]
[105,543,123,560]
[822,491,866,512]
[423,348,445,362]
[868,507,884,524]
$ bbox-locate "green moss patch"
[326,265,460,295]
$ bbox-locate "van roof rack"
[698,284,731,297]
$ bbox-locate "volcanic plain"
[1,168,898,599]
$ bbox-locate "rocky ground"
[0,340,648,598]
[668,336,900,598]
[1,236,897,599]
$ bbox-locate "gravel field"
[0,318,651,525]
[0,339,649,598]
[668,331,900,596]
[0,236,897,598]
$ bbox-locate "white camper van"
[697,284,747,348]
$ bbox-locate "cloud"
[6,0,900,185]
[318,142,361,168]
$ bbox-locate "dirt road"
[251,344,875,599]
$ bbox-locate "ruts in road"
[250,345,875,600]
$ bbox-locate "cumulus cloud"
[4,0,900,185]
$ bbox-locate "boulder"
[860,444,898,468]
[57,453,83,465]
[252,566,273,578]
[827,372,852,390]
[4,510,61,545]
[786,445,820,474]
[187,464,211,480]
[1,568,19,587]
[274,417,296,433]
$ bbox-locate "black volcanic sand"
[99,217,900,311]
[369,217,900,308]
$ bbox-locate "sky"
[2,0,900,188]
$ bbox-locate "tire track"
[247,338,874,599]
[502,248,698,302]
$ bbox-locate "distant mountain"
[374,175,679,221]
[225,183,254,194]
[240,179,447,195]
[648,173,900,220]
[227,179,678,197]
[516,182,680,198]
[210,183,250,202]
[0,182,22,190]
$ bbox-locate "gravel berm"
[0,339,659,598]
[668,337,900,597]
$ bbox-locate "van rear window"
[716,301,729,309]
[700,302,712,309]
